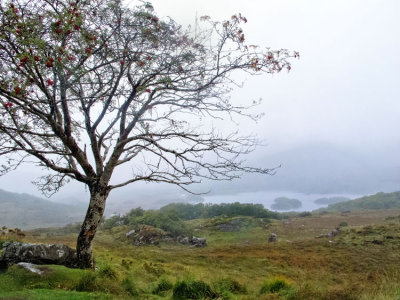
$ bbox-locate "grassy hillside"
[0,189,84,229]
[1,208,400,299]
[320,191,400,212]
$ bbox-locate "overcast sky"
[1,0,399,209]
[150,0,400,150]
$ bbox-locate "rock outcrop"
[177,236,190,245]
[215,219,242,232]
[128,225,172,246]
[328,228,339,237]
[125,229,136,238]
[0,241,77,268]
[191,236,207,247]
[268,233,278,242]
[126,227,207,247]
[316,228,340,239]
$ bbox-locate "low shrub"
[4,265,41,287]
[74,271,98,292]
[173,279,215,299]
[75,269,125,294]
[298,211,312,217]
[213,277,247,296]
[121,259,133,269]
[121,277,138,296]
[102,215,128,230]
[260,276,292,294]
[143,262,165,276]
[98,264,118,279]
[152,278,173,295]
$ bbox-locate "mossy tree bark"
[76,185,109,269]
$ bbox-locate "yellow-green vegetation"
[1,209,400,299]
[259,276,295,298]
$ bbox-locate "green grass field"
[1,209,400,299]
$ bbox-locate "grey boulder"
[268,233,278,243]
[0,241,77,268]
[191,236,207,247]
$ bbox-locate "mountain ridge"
[0,189,85,229]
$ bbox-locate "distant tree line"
[160,202,280,220]
[101,202,281,235]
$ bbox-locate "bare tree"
[0,0,298,268]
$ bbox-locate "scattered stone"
[191,236,207,247]
[0,241,77,268]
[125,229,135,238]
[177,236,207,247]
[126,227,207,247]
[128,225,172,246]
[315,234,326,238]
[316,228,340,239]
[17,262,44,275]
[268,233,278,243]
[214,218,245,232]
[177,236,190,245]
[328,228,339,237]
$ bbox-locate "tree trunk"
[76,185,109,269]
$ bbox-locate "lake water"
[203,190,362,212]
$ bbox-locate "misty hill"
[209,142,400,196]
[318,191,400,212]
[0,189,85,229]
